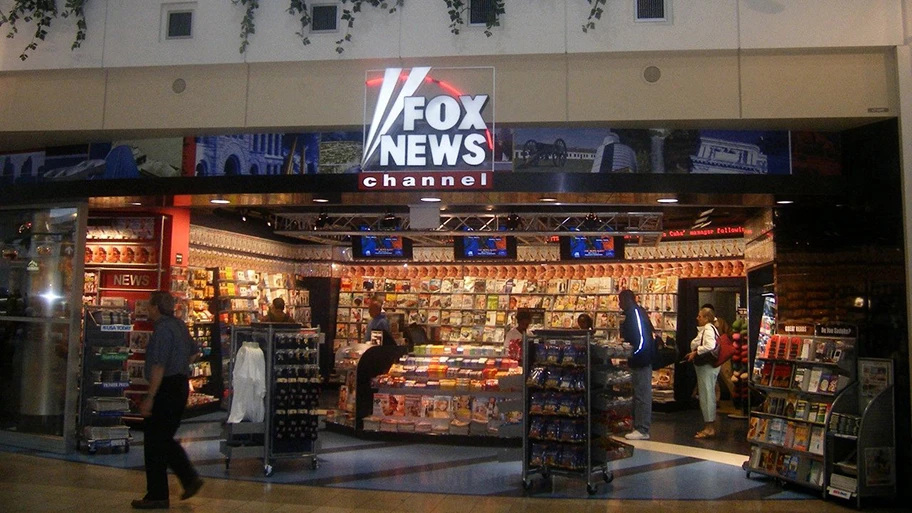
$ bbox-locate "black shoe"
[181,478,204,500]
[131,498,169,509]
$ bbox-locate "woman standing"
[685,306,720,439]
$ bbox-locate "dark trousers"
[144,374,197,500]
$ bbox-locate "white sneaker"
[624,431,650,440]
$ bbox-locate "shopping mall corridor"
[2,404,905,512]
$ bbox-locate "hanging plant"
[231,0,258,54]
[0,0,88,61]
[335,0,402,54]
[443,0,504,37]
[582,0,607,33]
[287,0,313,47]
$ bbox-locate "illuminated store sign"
[360,66,494,190]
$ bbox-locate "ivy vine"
[0,1,610,61]
[583,0,607,33]
[0,0,88,61]
[335,1,403,54]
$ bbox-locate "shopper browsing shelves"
[505,309,532,361]
[365,299,395,345]
[132,291,203,510]
[264,297,294,322]
[620,290,655,441]
[685,307,720,439]
[576,313,593,331]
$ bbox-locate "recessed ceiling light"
[539,197,557,202]
[129,202,143,206]
[776,200,794,205]
[313,198,329,203]
[420,197,441,203]
[210,197,230,205]
[657,198,678,204]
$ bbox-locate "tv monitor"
[559,235,624,260]
[352,235,413,259]
[454,235,517,260]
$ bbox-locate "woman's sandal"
[694,431,716,439]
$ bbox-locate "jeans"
[695,363,721,423]
[630,364,652,434]
[144,374,197,500]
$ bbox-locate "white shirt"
[505,327,522,353]
[690,324,718,355]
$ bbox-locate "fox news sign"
[360,67,494,190]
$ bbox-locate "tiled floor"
[0,403,904,512]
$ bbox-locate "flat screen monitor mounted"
[454,235,517,260]
[352,235,413,259]
[559,235,624,260]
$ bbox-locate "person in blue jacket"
[620,289,655,440]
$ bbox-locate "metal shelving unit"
[825,358,896,507]
[78,307,133,454]
[521,329,634,495]
[220,323,323,476]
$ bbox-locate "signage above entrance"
[360,66,495,190]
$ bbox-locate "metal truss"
[273,211,663,246]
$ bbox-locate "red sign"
[358,171,492,190]
[661,226,748,240]
[102,270,158,290]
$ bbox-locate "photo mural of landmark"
[0,127,841,184]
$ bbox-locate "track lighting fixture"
[504,213,522,231]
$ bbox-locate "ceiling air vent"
[635,0,668,22]
[311,4,339,33]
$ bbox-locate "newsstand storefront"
[0,58,909,502]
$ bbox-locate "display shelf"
[744,321,857,497]
[78,307,133,454]
[521,330,634,495]
[823,358,896,508]
[221,324,323,475]
[333,272,678,349]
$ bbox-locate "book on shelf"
[784,454,800,480]
[767,418,787,445]
[753,360,774,386]
[815,369,834,394]
[774,335,789,359]
[807,367,824,392]
[799,338,814,360]
[774,452,789,475]
[783,421,796,448]
[807,460,824,486]
[787,336,802,360]
[808,426,825,455]
[783,393,798,418]
[756,418,770,442]
[747,417,760,440]
[756,334,772,359]
[794,399,809,420]
[764,335,779,359]
[749,445,763,469]
[814,402,828,424]
[793,424,811,451]
[761,448,777,473]
[770,363,794,388]
[792,367,808,391]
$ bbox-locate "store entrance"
[675,278,747,416]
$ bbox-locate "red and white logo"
[362,67,493,176]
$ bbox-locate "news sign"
[361,66,494,190]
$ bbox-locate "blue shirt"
[145,315,199,377]
[364,312,391,342]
